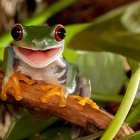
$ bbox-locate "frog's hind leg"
[77,76,91,98]
[71,77,99,139]
[77,76,99,109]
[70,76,91,139]
[70,76,91,105]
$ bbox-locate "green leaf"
[119,130,140,140]
[75,131,103,140]
[92,93,124,102]
[125,101,140,127]
[68,1,140,62]
[75,52,125,94]
[63,24,91,62]
[6,112,57,140]
[41,126,71,140]
[128,58,140,73]
[0,48,4,61]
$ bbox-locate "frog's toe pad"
[69,95,99,110]
[1,82,11,101]
[1,73,23,101]
[40,84,66,107]
[17,73,35,85]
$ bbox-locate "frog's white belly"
[19,59,67,85]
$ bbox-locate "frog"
[1,23,92,107]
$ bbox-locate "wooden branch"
[0,69,133,139]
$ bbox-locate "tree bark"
[0,68,133,139]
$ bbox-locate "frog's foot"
[69,95,99,110]
[40,84,66,107]
[16,73,35,85]
[1,73,35,101]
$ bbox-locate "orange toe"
[1,71,36,101]
[16,73,35,85]
[40,84,66,107]
[12,74,23,101]
[1,81,12,101]
[69,95,99,110]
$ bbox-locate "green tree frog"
[1,24,92,107]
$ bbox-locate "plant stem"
[100,67,140,140]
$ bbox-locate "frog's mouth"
[14,46,63,68]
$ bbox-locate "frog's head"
[11,24,66,68]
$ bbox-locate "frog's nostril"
[44,41,49,46]
[32,40,44,48]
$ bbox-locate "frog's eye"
[55,25,66,42]
[11,24,23,41]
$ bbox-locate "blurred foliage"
[75,52,125,94]
[126,101,140,127]
[75,131,103,140]
[120,130,140,140]
[68,1,140,62]
[40,126,71,140]
[0,0,77,49]
[128,59,140,73]
[0,0,140,140]
[5,112,57,140]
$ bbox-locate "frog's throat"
[14,46,63,68]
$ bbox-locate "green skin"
[3,23,91,105]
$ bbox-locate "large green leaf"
[0,48,4,61]
[60,24,125,95]
[6,112,57,140]
[128,58,140,73]
[63,24,91,62]
[68,1,140,62]
[75,52,125,94]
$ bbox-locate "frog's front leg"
[1,70,22,101]
[69,74,99,110]
[1,47,16,100]
[75,76,91,105]
[1,47,35,101]
[77,76,91,97]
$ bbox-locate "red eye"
[55,25,66,42]
[11,24,23,41]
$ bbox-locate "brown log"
[0,68,133,139]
